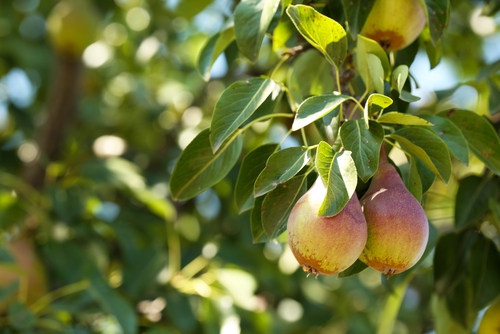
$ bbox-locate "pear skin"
[361,0,426,51]
[287,177,367,277]
[359,145,429,277]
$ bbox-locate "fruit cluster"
[287,144,429,278]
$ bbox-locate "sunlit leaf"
[254,147,310,197]
[170,129,242,201]
[364,94,393,128]
[356,35,390,94]
[377,112,433,126]
[340,120,384,182]
[319,150,357,217]
[234,0,281,61]
[286,5,347,67]
[292,94,348,131]
[315,141,334,184]
[210,77,275,152]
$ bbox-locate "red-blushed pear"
[0,238,48,313]
[359,144,429,278]
[287,177,367,277]
[361,0,426,51]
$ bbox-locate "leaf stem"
[270,54,291,80]
[300,128,308,146]
[30,279,90,315]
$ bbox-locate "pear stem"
[379,142,389,164]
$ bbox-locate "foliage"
[0,0,500,333]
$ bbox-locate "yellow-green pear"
[287,177,367,277]
[361,0,426,50]
[46,0,100,58]
[359,144,429,277]
[478,296,500,334]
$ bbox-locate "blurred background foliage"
[0,0,499,333]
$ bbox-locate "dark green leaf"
[438,109,500,175]
[234,0,281,61]
[490,199,500,232]
[235,144,277,213]
[416,159,436,194]
[8,301,36,330]
[455,175,500,231]
[338,259,368,278]
[445,278,473,328]
[286,49,335,105]
[254,147,310,197]
[421,27,442,69]
[251,196,267,243]
[314,106,341,145]
[286,5,347,67]
[174,0,212,19]
[89,266,137,334]
[469,237,500,310]
[197,24,235,81]
[210,77,275,152]
[407,156,423,202]
[292,94,348,131]
[340,120,384,182]
[243,84,283,126]
[390,127,451,183]
[262,174,308,239]
[420,114,469,165]
[425,0,450,45]
[377,112,433,126]
[341,0,376,38]
[170,129,243,201]
[319,150,357,217]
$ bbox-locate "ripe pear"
[0,238,48,313]
[46,0,100,58]
[478,296,500,334]
[359,145,428,277]
[361,0,426,50]
[287,177,367,277]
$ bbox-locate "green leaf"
[340,0,376,38]
[420,114,469,165]
[400,90,421,102]
[170,129,243,201]
[8,301,36,331]
[292,94,348,131]
[315,141,334,184]
[272,20,295,51]
[89,266,137,334]
[356,35,390,94]
[197,23,235,81]
[490,199,500,232]
[378,112,433,126]
[314,107,341,145]
[243,84,283,126]
[286,5,347,68]
[445,278,474,328]
[469,237,500,310]
[254,147,311,197]
[391,65,408,94]
[407,156,423,202]
[210,77,275,152]
[251,196,267,243]
[421,26,442,69]
[424,0,450,45]
[174,0,212,19]
[235,144,277,213]
[389,127,451,183]
[340,120,384,182]
[234,0,281,61]
[319,150,357,217]
[455,175,500,231]
[262,174,308,239]
[416,158,436,194]
[338,259,368,278]
[364,94,393,128]
[286,50,335,106]
[438,109,500,175]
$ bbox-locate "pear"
[47,0,100,58]
[359,145,429,277]
[0,238,48,313]
[361,0,426,50]
[287,177,367,277]
[478,296,500,334]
